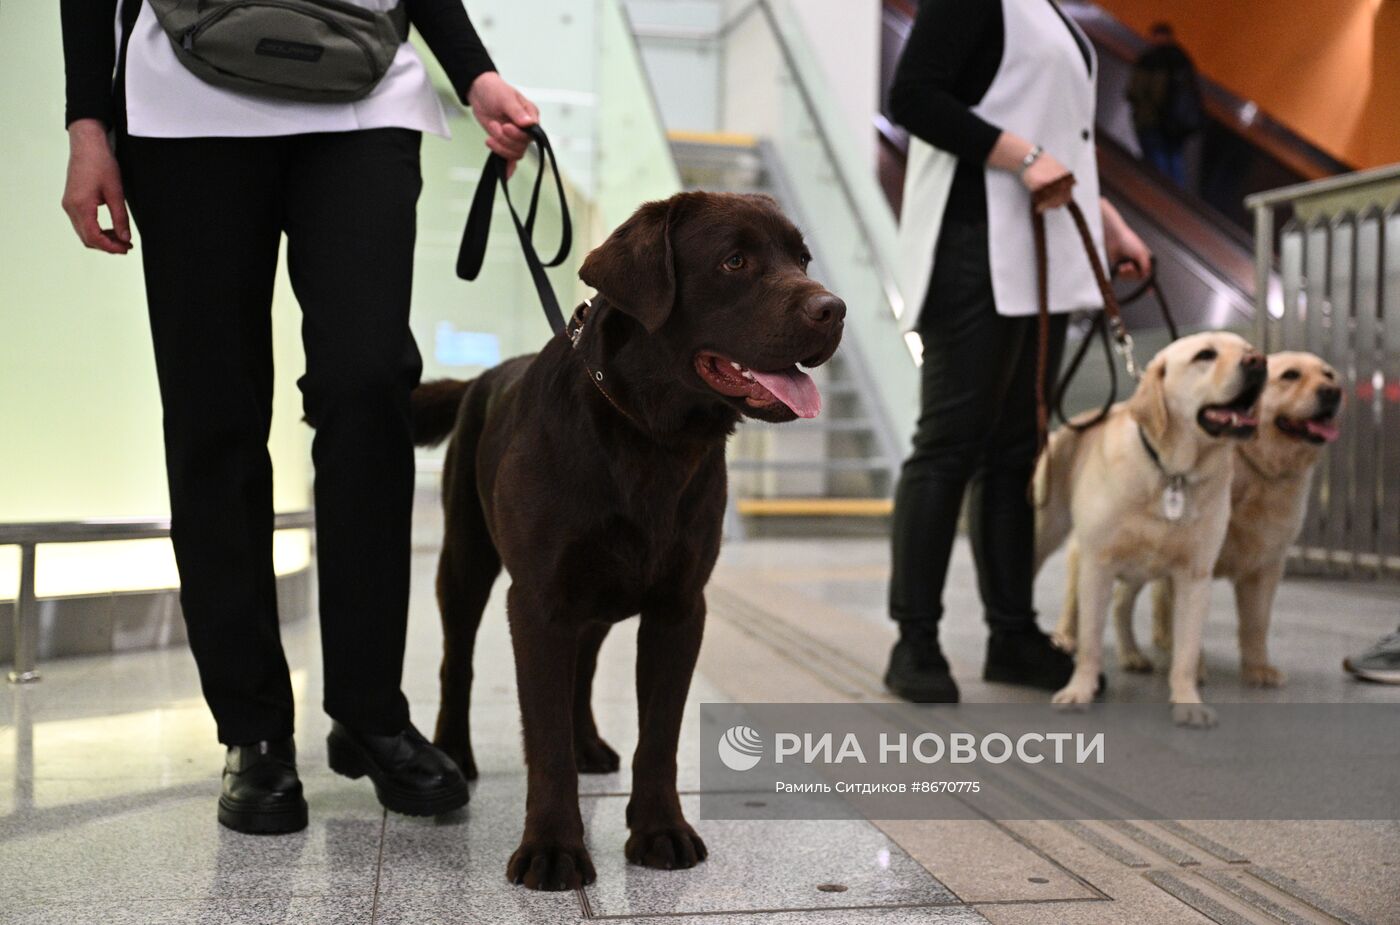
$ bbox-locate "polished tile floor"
[2,512,1397,924]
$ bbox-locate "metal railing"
[1,511,314,682]
[1248,164,1400,576]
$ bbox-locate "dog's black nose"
[802,294,846,332]
[1242,351,1266,384]
[1317,385,1342,411]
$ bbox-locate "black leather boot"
[218,738,309,835]
[884,625,960,703]
[327,721,469,816]
[983,627,1077,690]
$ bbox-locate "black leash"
[1052,256,1179,432]
[456,124,572,335]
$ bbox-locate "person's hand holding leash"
[1020,150,1074,212]
[988,133,1074,212]
[62,118,131,254]
[1101,197,1152,279]
[467,72,539,178]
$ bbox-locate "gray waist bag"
[147,0,408,103]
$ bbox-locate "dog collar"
[1137,425,1189,522]
[566,298,593,348]
[569,298,648,433]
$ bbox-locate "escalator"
[877,0,1348,408]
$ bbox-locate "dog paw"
[1171,702,1217,728]
[1119,651,1154,673]
[575,735,621,774]
[1242,664,1285,687]
[507,839,597,891]
[626,822,708,870]
[1051,684,1096,709]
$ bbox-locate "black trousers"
[889,220,1067,635]
[119,129,424,745]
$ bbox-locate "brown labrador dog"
[411,192,845,890]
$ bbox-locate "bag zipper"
[182,0,378,77]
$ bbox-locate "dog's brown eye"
[800,252,812,269]
[1280,369,1301,381]
[723,254,745,271]
[1192,348,1217,362]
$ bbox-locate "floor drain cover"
[1028,877,1050,884]
[816,883,848,893]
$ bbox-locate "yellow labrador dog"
[1092,352,1342,686]
[1034,332,1266,726]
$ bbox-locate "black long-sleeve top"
[61,0,497,129]
[888,0,1089,225]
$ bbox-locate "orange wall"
[1096,0,1400,169]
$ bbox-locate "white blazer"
[896,0,1106,330]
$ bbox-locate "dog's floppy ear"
[579,197,679,334]
[1128,357,1170,442]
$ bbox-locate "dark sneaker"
[884,637,960,703]
[1343,628,1400,684]
[327,721,469,816]
[984,627,1077,691]
[218,738,309,835]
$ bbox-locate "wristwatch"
[1019,144,1044,177]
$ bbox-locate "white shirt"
[120,0,450,139]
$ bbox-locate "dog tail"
[1032,425,1082,574]
[411,379,473,447]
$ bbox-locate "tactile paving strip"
[704,582,1384,925]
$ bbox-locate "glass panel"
[406,0,681,467]
[0,0,679,522]
[0,8,309,522]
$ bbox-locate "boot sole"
[1346,664,1400,684]
[217,795,308,835]
[327,731,469,817]
[983,664,1106,694]
[982,663,1066,691]
[884,671,959,703]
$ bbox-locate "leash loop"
[1049,255,1177,432]
[1031,174,1155,452]
[1029,173,1151,505]
[456,124,573,335]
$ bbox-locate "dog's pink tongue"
[751,367,822,418]
[1306,419,1340,442]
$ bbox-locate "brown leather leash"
[1030,174,1141,503]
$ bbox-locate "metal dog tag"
[1162,477,1186,522]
